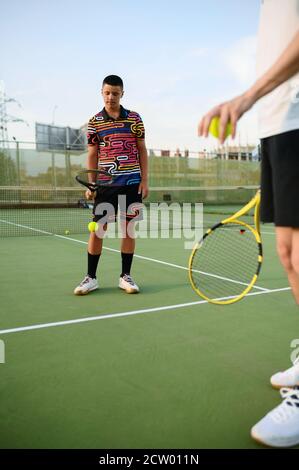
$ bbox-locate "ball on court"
[64,230,70,235]
[209,116,232,139]
[88,221,98,232]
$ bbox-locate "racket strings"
[191,223,260,300]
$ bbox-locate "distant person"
[199,0,299,447]
[74,75,149,295]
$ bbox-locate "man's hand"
[85,189,95,200]
[198,92,256,144]
[138,180,149,199]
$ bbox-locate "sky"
[1,0,261,151]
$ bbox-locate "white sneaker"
[271,356,299,389]
[251,387,299,447]
[119,274,139,294]
[74,276,99,295]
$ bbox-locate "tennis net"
[0,185,259,237]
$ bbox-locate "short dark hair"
[102,75,123,89]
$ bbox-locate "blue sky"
[1,0,261,150]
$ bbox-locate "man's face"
[101,84,123,109]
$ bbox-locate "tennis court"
[0,150,298,449]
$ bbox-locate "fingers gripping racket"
[188,190,262,305]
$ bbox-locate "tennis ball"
[88,221,98,232]
[64,230,70,235]
[209,116,232,139]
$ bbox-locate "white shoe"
[271,357,299,389]
[74,276,99,295]
[251,387,299,447]
[119,274,139,294]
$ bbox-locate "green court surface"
[0,223,298,449]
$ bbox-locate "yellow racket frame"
[188,190,262,305]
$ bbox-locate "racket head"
[188,220,263,305]
[75,169,114,191]
[222,189,261,224]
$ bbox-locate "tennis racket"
[188,189,262,305]
[75,169,116,192]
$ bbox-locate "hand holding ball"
[209,116,232,140]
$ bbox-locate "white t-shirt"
[256,0,299,138]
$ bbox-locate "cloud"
[221,35,257,86]
[188,47,209,58]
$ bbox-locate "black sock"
[121,252,133,277]
[87,252,101,279]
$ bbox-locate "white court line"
[0,286,291,336]
[256,231,275,236]
[1,217,276,236]
[0,219,270,291]
[191,269,268,291]
[0,219,53,235]
[1,219,192,274]
[53,235,268,291]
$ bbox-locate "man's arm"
[85,144,98,199]
[87,144,98,171]
[199,29,299,143]
[137,139,149,199]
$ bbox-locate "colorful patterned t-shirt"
[87,106,145,186]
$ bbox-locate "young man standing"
[74,75,148,295]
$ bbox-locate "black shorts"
[92,183,143,224]
[260,129,299,227]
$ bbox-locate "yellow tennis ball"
[88,221,98,232]
[64,230,70,235]
[209,116,232,139]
